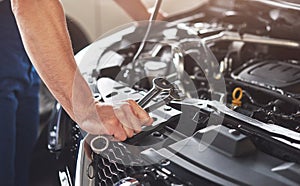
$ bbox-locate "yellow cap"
[232,87,243,107]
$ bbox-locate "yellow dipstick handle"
[232,87,243,106]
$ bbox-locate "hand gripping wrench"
[90,78,179,153]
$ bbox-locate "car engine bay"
[46,0,300,185]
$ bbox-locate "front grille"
[88,138,188,186]
[90,141,145,185]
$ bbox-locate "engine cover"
[232,60,300,94]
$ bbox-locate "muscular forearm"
[11,0,153,139]
[11,0,95,123]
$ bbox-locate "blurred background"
[61,0,205,41]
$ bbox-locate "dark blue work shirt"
[0,0,39,87]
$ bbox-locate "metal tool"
[137,77,173,108]
[90,135,110,154]
[131,0,163,70]
[144,87,184,112]
[89,78,180,154]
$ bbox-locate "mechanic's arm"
[11,0,152,140]
[114,0,165,21]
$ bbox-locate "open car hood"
[45,0,300,185]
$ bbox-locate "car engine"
[47,0,300,185]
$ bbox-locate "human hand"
[79,99,153,141]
